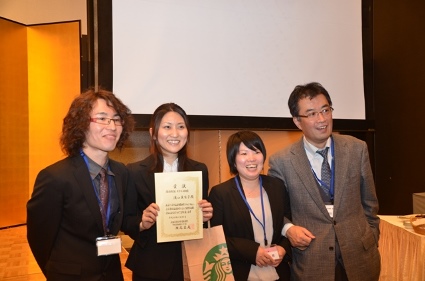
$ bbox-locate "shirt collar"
[163,158,178,173]
[84,155,114,179]
[303,136,332,156]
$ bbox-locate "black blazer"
[26,156,129,281]
[122,155,209,280]
[208,175,292,281]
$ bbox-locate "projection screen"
[112,0,365,121]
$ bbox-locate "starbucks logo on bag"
[202,243,233,281]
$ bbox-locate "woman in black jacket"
[209,131,291,281]
[122,103,213,281]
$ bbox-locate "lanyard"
[234,176,268,246]
[80,150,112,234]
[311,137,335,201]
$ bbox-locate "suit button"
[333,221,336,225]
[329,247,334,251]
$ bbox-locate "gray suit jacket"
[268,134,380,281]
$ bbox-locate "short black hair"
[288,82,332,117]
[226,130,266,175]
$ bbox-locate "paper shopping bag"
[183,225,235,281]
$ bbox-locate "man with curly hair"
[27,89,134,281]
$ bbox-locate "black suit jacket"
[122,155,209,280]
[26,155,129,281]
[208,175,292,281]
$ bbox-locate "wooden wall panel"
[373,0,425,214]
[191,130,303,188]
[27,21,80,203]
[111,130,303,191]
[0,18,29,227]
[0,19,80,227]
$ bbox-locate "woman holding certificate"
[122,103,213,281]
[209,131,292,281]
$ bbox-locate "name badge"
[96,236,122,256]
[325,204,334,218]
[265,245,279,260]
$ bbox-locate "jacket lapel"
[332,135,350,218]
[290,139,331,219]
[262,177,280,238]
[231,178,256,237]
[72,156,105,233]
[143,156,157,202]
[109,160,124,234]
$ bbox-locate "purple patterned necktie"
[99,168,109,231]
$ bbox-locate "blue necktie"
[317,147,331,192]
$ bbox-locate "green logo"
[202,243,233,281]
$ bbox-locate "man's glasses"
[90,117,124,126]
[298,107,334,119]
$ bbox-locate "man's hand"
[286,225,315,250]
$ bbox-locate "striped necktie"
[99,168,109,232]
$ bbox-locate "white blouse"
[246,189,279,281]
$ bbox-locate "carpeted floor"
[0,225,133,280]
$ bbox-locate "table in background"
[413,192,425,214]
[378,215,425,281]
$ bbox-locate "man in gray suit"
[268,82,380,281]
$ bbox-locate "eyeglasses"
[90,117,124,126]
[298,107,334,119]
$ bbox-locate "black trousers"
[335,260,349,281]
